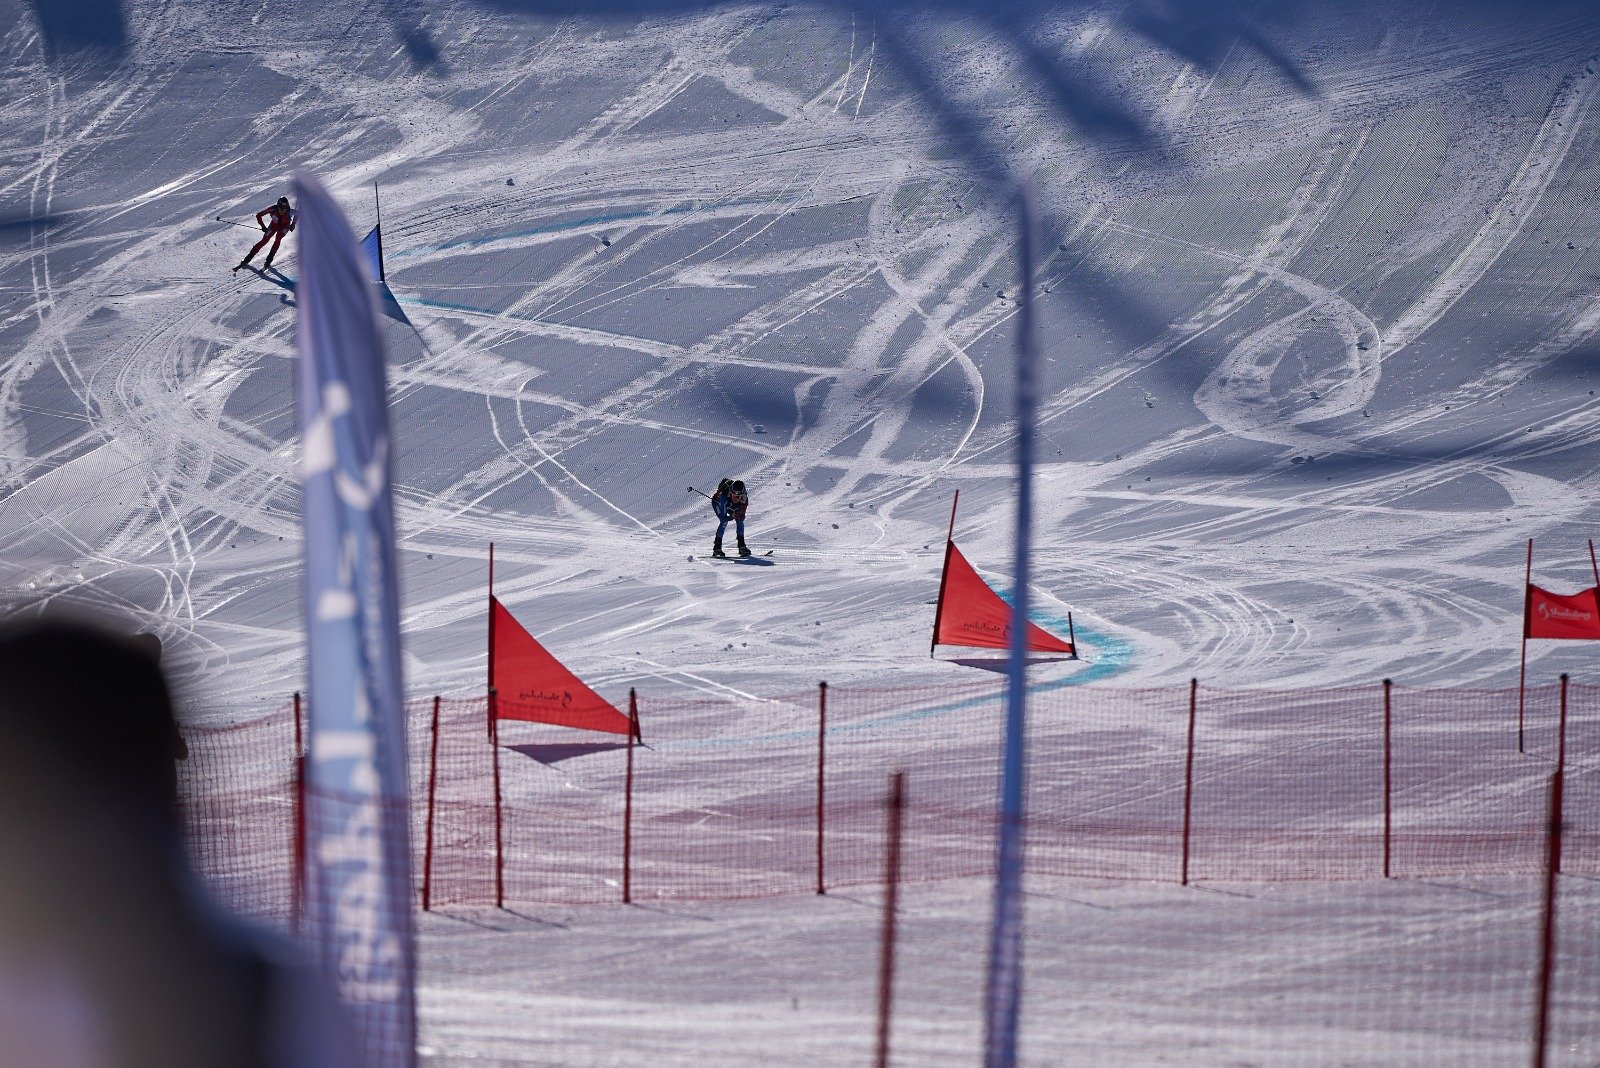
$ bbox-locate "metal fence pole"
[875,771,906,1068]
[1383,679,1393,879]
[1555,674,1567,875]
[623,689,637,904]
[1181,679,1198,887]
[422,696,441,911]
[489,693,505,908]
[816,680,828,895]
[292,691,306,934]
[1532,769,1565,1068]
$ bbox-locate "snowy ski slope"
[8,2,1600,1065]
[3,2,1600,706]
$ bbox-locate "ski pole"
[215,215,259,230]
[688,486,714,500]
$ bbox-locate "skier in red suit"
[233,196,296,272]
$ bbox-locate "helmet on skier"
[277,196,290,209]
[731,480,747,498]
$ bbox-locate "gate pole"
[1518,538,1533,753]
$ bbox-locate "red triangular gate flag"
[1524,584,1600,640]
[932,541,1074,654]
[490,597,634,735]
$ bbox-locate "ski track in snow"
[1,4,1598,712]
[5,5,1600,1064]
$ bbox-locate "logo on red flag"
[1525,584,1600,641]
[932,542,1074,654]
[490,597,634,735]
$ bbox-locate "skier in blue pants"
[710,479,750,558]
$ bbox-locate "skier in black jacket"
[710,478,750,558]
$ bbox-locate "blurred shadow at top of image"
[0,613,356,1068]
[26,0,127,62]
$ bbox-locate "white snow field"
[415,875,1600,1067]
[5,0,1600,1064]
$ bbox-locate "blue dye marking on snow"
[389,197,785,260]
[653,620,1137,752]
[334,228,1135,752]
[263,271,488,322]
[393,293,490,317]
[388,291,586,339]
[351,196,791,330]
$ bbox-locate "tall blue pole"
[983,186,1037,1067]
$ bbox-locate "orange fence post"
[1532,768,1564,1068]
[816,680,828,895]
[1180,679,1198,886]
[292,691,306,935]
[489,693,505,909]
[422,695,441,911]
[1555,674,1567,875]
[875,771,905,1068]
[623,689,637,904]
[1383,679,1393,879]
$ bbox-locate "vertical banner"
[294,171,417,1066]
[984,186,1037,1068]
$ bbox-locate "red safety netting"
[178,679,1597,918]
[178,700,300,926]
[300,786,418,1065]
[176,679,1600,1064]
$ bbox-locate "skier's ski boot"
[232,260,248,273]
[712,539,728,559]
[737,541,752,558]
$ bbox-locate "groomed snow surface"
[6,0,1600,1063]
[419,876,1600,1066]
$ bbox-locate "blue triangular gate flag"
[359,224,385,283]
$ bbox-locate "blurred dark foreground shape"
[0,615,355,1068]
